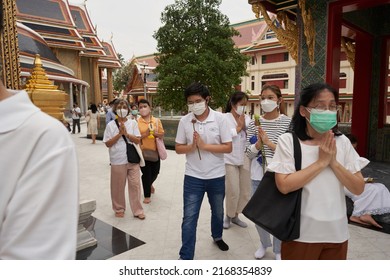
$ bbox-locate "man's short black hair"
[184,82,210,100]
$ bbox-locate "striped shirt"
[245,114,291,161]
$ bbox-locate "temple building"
[128,14,358,120]
[124,54,158,104]
[125,0,389,162]
[1,0,121,116]
[247,0,390,161]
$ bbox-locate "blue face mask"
[131,109,138,115]
[306,108,337,133]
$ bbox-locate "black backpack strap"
[291,132,302,171]
[115,119,129,144]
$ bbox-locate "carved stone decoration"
[25,54,69,120]
[77,199,98,251]
[251,2,261,19]
[252,3,299,64]
[1,0,21,89]
[298,0,316,66]
[341,37,355,70]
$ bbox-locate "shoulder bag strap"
[115,119,129,144]
[155,117,158,133]
[291,132,302,171]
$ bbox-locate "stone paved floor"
[73,123,390,260]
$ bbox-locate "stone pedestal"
[77,199,97,251]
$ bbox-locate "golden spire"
[25,55,69,120]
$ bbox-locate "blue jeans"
[251,180,281,254]
[179,175,225,260]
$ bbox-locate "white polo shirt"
[176,109,232,179]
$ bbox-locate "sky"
[68,0,255,61]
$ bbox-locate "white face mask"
[235,105,246,115]
[261,99,278,113]
[116,109,128,118]
[188,101,207,116]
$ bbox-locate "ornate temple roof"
[69,4,106,57]
[15,0,85,50]
[231,19,268,50]
[98,41,121,69]
[18,22,88,87]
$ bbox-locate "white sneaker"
[223,216,231,229]
[254,245,266,259]
[232,216,248,228]
[275,253,281,260]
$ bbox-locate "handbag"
[242,132,302,241]
[154,118,167,160]
[156,138,167,160]
[115,120,140,164]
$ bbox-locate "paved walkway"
[74,123,390,260]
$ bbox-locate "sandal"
[134,214,146,220]
[115,212,124,218]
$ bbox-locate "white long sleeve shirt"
[224,113,251,166]
[0,90,79,259]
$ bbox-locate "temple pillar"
[107,68,114,102]
[1,0,21,89]
[350,31,373,157]
[299,0,328,89]
[93,58,101,104]
[84,85,88,111]
[69,82,74,108]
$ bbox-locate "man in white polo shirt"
[175,82,232,260]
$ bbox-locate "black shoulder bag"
[242,132,302,241]
[115,120,140,164]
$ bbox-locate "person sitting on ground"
[345,134,390,228]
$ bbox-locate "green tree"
[153,0,248,111]
[113,57,135,93]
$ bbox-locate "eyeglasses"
[307,104,338,112]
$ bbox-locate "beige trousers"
[110,163,144,216]
[225,163,251,218]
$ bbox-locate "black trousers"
[141,159,161,198]
[72,118,80,133]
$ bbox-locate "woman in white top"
[86,103,100,144]
[268,83,366,260]
[223,91,251,229]
[245,84,291,260]
[103,99,145,220]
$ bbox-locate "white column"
[84,86,88,112]
[69,82,74,108]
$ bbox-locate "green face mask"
[307,108,337,133]
[131,109,138,115]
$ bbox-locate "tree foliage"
[153,0,249,111]
[113,56,135,93]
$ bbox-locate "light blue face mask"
[306,108,337,133]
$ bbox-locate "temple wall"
[53,48,81,78]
